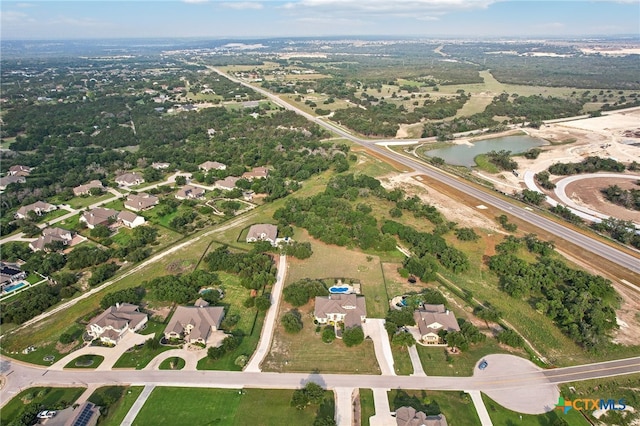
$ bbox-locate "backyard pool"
[3,281,26,294]
[329,285,353,294]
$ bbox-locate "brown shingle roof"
[124,193,159,211]
[396,407,448,426]
[314,294,366,328]
[414,305,460,337]
[246,224,278,243]
[164,306,225,342]
[88,304,147,332]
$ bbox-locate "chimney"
[116,302,120,309]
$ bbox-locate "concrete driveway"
[49,332,151,371]
[362,319,395,376]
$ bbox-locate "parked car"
[478,359,488,370]
[37,410,57,419]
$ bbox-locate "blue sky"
[1,1,639,39]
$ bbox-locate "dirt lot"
[379,171,503,232]
[563,177,640,222]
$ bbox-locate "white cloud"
[0,10,34,23]
[220,2,264,9]
[49,15,110,28]
[183,0,210,4]
[283,0,496,14]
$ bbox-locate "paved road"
[216,68,640,274]
[1,355,638,414]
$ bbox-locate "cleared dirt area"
[379,171,503,232]
[564,176,639,222]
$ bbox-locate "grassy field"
[65,193,114,209]
[1,387,85,424]
[159,356,185,370]
[416,339,523,377]
[91,386,144,426]
[359,389,376,426]
[388,389,480,425]
[482,393,588,425]
[64,354,104,369]
[558,374,640,425]
[133,387,334,426]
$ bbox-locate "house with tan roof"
[242,166,269,181]
[413,304,460,344]
[246,224,278,246]
[124,193,159,211]
[118,211,146,228]
[29,228,73,252]
[151,162,171,170]
[0,175,26,190]
[80,207,118,229]
[314,294,367,329]
[15,201,57,220]
[8,165,32,176]
[73,180,104,196]
[115,172,144,187]
[175,184,205,200]
[199,161,227,172]
[164,305,225,344]
[86,303,148,345]
[214,176,240,191]
[395,407,448,426]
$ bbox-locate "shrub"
[282,310,303,334]
[342,326,364,347]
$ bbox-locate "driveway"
[368,388,395,426]
[244,255,287,372]
[407,345,426,376]
[334,387,355,426]
[49,332,151,371]
[362,319,395,376]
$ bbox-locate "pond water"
[424,135,546,167]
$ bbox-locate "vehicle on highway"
[479,360,488,370]
[37,410,57,419]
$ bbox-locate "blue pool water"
[3,282,26,293]
[329,286,350,294]
[400,299,407,306]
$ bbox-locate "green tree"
[391,331,416,347]
[281,310,303,333]
[254,294,272,311]
[342,326,365,347]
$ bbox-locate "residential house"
[0,263,27,290]
[80,207,118,229]
[115,172,144,187]
[30,227,73,252]
[151,162,171,170]
[175,184,205,200]
[124,193,159,211]
[395,407,448,426]
[73,180,104,196]
[65,401,101,426]
[199,161,227,172]
[314,294,367,329]
[215,176,240,191]
[118,211,146,229]
[164,305,225,344]
[86,303,148,345]
[8,165,32,176]
[0,175,26,190]
[413,304,460,344]
[246,224,278,246]
[14,201,57,220]
[242,166,269,181]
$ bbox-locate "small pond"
[424,135,546,167]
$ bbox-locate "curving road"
[215,68,640,274]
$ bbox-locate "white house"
[86,303,148,345]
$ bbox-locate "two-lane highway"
[215,67,640,275]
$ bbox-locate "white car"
[37,410,57,419]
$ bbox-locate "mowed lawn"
[133,387,333,426]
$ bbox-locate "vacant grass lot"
[482,393,587,425]
[388,389,480,425]
[1,387,85,424]
[390,345,413,375]
[133,387,334,426]
[417,339,523,377]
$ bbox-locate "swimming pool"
[3,282,26,293]
[329,285,352,294]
